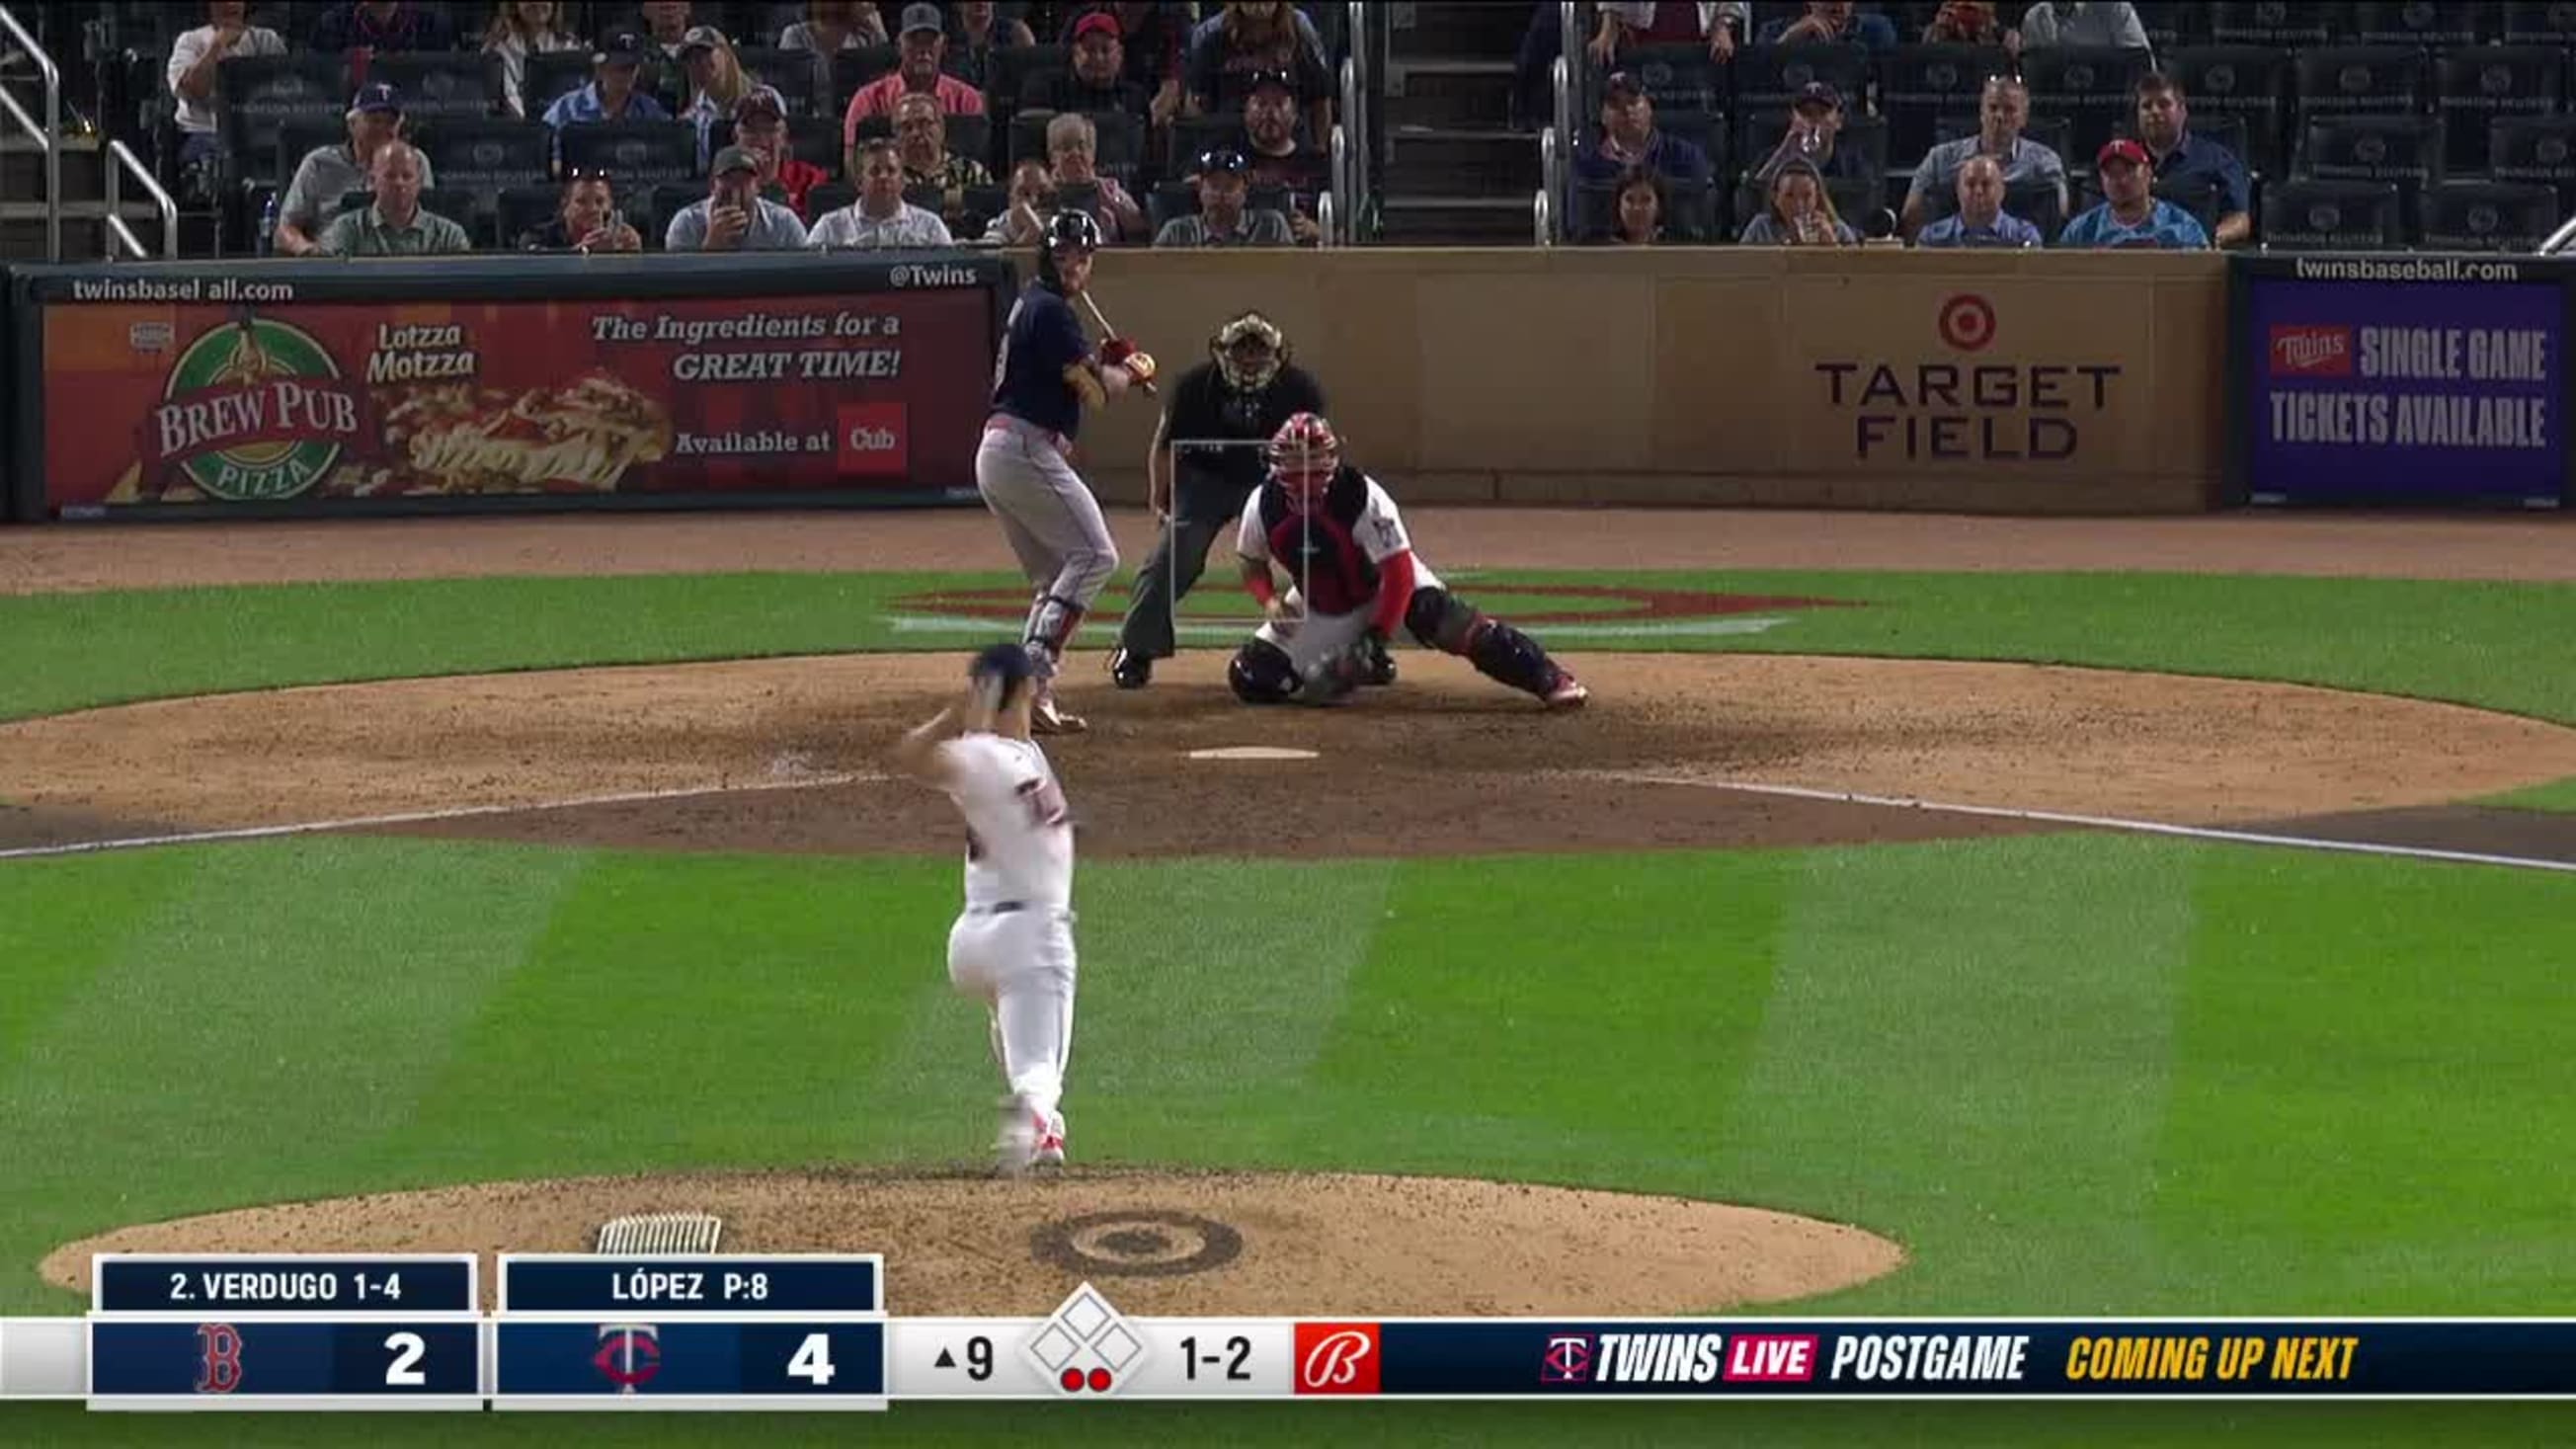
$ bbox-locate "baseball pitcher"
[976,209,1158,733]
[1228,413,1590,710]
[1108,311,1325,688]
[890,642,1081,1174]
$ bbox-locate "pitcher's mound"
[42,1169,1904,1316]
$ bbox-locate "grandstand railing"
[1317,189,1337,248]
[1539,122,1561,245]
[0,2,61,261]
[102,137,172,261]
[1328,121,1348,244]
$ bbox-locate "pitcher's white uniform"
[937,731,1077,1145]
[1237,471,1443,679]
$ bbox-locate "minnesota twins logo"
[145,313,364,502]
[594,1324,663,1394]
[1541,1333,1595,1385]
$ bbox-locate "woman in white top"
[679,29,763,162]
[481,0,585,120]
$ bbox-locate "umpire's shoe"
[1109,647,1151,689]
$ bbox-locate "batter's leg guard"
[1023,594,1087,678]
[1227,638,1302,705]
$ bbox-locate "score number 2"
[384,1331,426,1387]
[1178,1334,1253,1382]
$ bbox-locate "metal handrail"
[1533,190,1551,247]
[1328,123,1349,246]
[1337,55,1358,244]
[1551,54,1573,223]
[0,3,63,260]
[104,137,175,259]
[1348,0,1367,238]
[2541,214,2576,256]
[1540,124,1561,244]
[1317,190,1337,248]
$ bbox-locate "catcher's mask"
[1210,310,1287,391]
[1266,411,1338,510]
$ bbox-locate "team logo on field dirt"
[145,314,365,502]
[1032,1210,1244,1278]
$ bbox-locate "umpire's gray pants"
[1117,473,1253,660]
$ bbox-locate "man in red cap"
[2057,137,2210,248]
[1022,9,1152,118]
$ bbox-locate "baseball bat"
[1075,280,1156,395]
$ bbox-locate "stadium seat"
[2292,45,2431,125]
[1652,108,1730,180]
[985,42,1068,121]
[363,52,504,126]
[650,179,709,241]
[1622,43,1722,114]
[787,114,845,175]
[2435,47,2567,176]
[216,52,352,179]
[1734,112,1884,180]
[2301,116,2444,212]
[522,50,595,118]
[560,121,703,190]
[1727,42,1871,137]
[2159,45,2294,176]
[2258,177,2404,248]
[2498,0,2576,43]
[1875,43,2010,169]
[736,46,822,116]
[2209,1,2344,47]
[958,182,1007,235]
[2021,45,2158,170]
[2007,178,2067,240]
[2351,0,2492,45]
[2417,179,2559,250]
[269,118,348,191]
[829,45,901,115]
[808,180,857,216]
[495,183,565,247]
[2136,3,2208,51]
[418,120,554,219]
[2488,115,2576,209]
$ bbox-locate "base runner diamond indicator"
[1023,1283,1145,1396]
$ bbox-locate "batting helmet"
[1036,210,1103,291]
[1266,411,1339,508]
[1211,310,1287,392]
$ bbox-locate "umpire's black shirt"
[1163,361,1327,493]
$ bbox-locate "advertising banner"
[2234,256,2567,507]
[16,257,1006,518]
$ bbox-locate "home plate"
[1188,746,1320,762]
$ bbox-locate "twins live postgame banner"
[12,1256,2576,1408]
[2231,254,2572,508]
[5,254,1011,520]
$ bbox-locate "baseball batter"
[976,209,1159,734]
[1108,311,1326,689]
[890,642,1080,1173]
[1229,413,1590,709]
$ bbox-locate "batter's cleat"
[1034,1111,1067,1168]
[1543,672,1590,710]
[1359,634,1398,686]
[1109,648,1152,689]
[1030,684,1087,735]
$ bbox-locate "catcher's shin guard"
[1465,616,1565,698]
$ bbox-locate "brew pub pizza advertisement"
[38,287,996,512]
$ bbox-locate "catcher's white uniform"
[1235,471,1443,679]
[936,731,1076,1164]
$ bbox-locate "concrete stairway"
[1374,2,1541,245]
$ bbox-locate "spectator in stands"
[484,2,587,121]
[2057,136,2209,248]
[678,26,760,159]
[894,93,993,218]
[542,34,674,129]
[518,168,643,250]
[777,0,884,100]
[2016,1,2150,56]
[1098,2,1188,126]
[1573,70,1712,187]
[1913,153,2040,246]
[1737,156,1856,245]
[276,83,436,257]
[811,136,956,246]
[1752,81,1873,187]
[1604,165,1667,245]
[316,140,470,255]
[169,2,287,168]
[668,144,811,249]
[1025,10,1152,118]
[2133,72,2250,247]
[1186,2,1331,142]
[737,88,831,221]
[1583,2,1750,64]
[847,2,990,143]
[946,2,1035,91]
[1900,73,2064,237]
[1921,0,2017,46]
[983,156,1056,244]
[1756,1,1897,51]
[1236,70,1325,238]
[1154,148,1293,246]
[310,0,454,53]
[1044,110,1148,242]
[636,0,696,107]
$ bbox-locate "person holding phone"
[665,145,810,250]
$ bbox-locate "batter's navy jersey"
[1238,466,1426,617]
[991,283,1090,438]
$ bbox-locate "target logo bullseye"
[1937,294,1997,352]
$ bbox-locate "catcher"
[1109,311,1326,689]
[1228,412,1590,709]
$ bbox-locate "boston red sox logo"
[195,1323,244,1394]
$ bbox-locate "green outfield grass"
[3,563,2572,1446]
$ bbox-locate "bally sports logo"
[836,402,910,476]
[1292,1323,1380,1395]
[2270,325,2355,377]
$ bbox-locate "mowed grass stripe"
[0,853,191,1070]
[2154,847,2576,1313]
[0,839,583,1309]
[1715,835,2199,1313]
[386,851,957,1179]
[1300,853,1790,1182]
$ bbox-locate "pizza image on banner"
[118,315,369,504]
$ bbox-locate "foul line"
[0,772,884,862]
[1596,771,2576,875]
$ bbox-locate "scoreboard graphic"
[15,1254,2576,1409]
